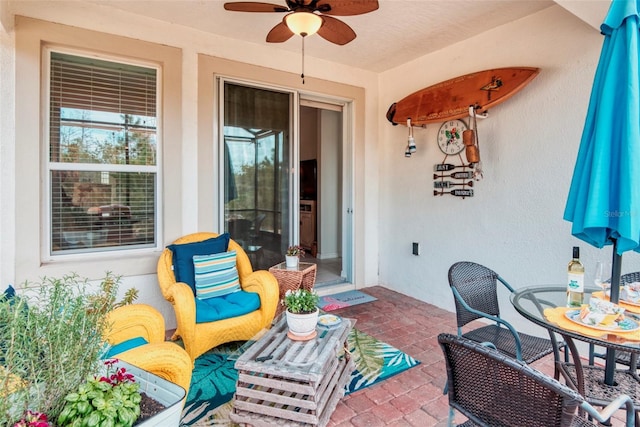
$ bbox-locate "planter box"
[112,360,186,426]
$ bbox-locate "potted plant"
[282,288,319,339]
[57,359,185,427]
[285,245,305,269]
[57,359,141,427]
[0,273,183,426]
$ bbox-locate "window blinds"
[50,52,156,117]
[48,52,158,254]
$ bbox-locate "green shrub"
[0,272,131,425]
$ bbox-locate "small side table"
[269,262,317,315]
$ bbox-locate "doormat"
[318,290,377,312]
[180,328,420,426]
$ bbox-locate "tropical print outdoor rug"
[180,328,420,426]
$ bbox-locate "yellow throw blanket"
[544,306,640,341]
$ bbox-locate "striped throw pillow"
[193,250,240,299]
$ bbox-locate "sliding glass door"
[220,81,293,270]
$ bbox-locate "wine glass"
[594,261,610,288]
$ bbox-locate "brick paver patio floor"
[326,285,626,426]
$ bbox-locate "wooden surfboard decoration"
[386,67,540,126]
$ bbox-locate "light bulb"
[285,12,322,37]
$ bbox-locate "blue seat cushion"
[103,336,149,359]
[195,290,261,323]
[167,233,230,293]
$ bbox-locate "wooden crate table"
[230,314,355,427]
[269,262,317,315]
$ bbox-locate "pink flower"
[13,410,50,427]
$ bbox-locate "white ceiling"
[6,1,606,73]
[82,0,567,72]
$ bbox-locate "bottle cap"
[573,246,580,258]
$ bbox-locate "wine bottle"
[567,246,585,307]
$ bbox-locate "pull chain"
[301,36,306,84]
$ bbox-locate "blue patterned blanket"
[180,328,420,426]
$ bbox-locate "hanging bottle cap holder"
[433,105,486,198]
[467,106,484,181]
[404,118,417,157]
[464,115,480,164]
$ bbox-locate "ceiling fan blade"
[316,15,356,45]
[224,2,290,13]
[266,21,294,42]
[315,0,378,16]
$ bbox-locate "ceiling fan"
[223,0,379,45]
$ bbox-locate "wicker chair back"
[449,261,501,327]
[438,333,617,427]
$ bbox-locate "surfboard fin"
[386,103,398,125]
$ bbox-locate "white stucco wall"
[0,0,15,293]
[378,4,640,334]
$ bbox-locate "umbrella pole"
[604,239,623,386]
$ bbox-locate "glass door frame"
[341,100,354,283]
[215,76,354,284]
[299,94,354,284]
[216,76,301,252]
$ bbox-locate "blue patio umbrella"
[563,0,640,385]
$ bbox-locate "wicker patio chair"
[438,333,635,427]
[448,261,563,365]
[104,304,193,398]
[157,232,279,362]
[559,362,640,427]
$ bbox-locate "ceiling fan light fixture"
[285,12,322,37]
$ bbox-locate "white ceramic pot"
[286,308,319,337]
[285,255,299,269]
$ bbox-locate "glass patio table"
[511,285,640,401]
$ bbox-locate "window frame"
[42,45,163,262]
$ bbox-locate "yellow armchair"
[104,304,193,397]
[157,232,279,362]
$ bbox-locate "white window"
[47,51,159,255]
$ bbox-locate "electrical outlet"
[412,242,420,256]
